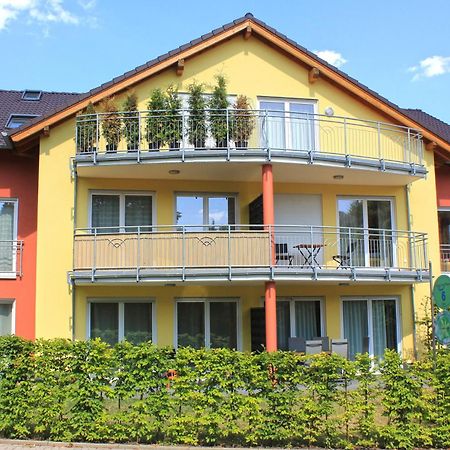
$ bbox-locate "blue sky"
[1,0,450,123]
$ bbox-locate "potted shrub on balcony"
[146,88,167,151]
[76,102,97,153]
[209,74,230,148]
[187,81,207,150]
[166,85,183,150]
[122,93,140,151]
[231,95,255,149]
[99,96,121,152]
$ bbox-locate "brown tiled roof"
[0,89,81,147]
[6,13,450,149]
[401,108,450,144]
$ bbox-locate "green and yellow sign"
[435,311,450,345]
[433,274,450,310]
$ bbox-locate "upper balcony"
[73,109,426,184]
[70,225,429,285]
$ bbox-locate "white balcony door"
[0,200,17,274]
[337,198,394,267]
[342,297,400,360]
[90,192,154,233]
[259,99,316,151]
[274,194,322,266]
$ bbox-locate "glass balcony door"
[176,298,239,349]
[0,200,17,273]
[259,99,316,151]
[343,298,399,360]
[90,192,153,233]
[175,193,236,231]
[338,198,394,267]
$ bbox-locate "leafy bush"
[0,335,448,449]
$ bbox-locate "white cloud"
[78,0,96,10]
[314,50,347,68]
[409,56,450,81]
[0,0,92,31]
[209,211,226,223]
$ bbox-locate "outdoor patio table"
[293,243,325,267]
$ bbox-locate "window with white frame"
[175,193,237,230]
[176,298,239,349]
[337,197,395,267]
[259,98,317,151]
[0,199,18,274]
[0,300,14,336]
[342,297,400,360]
[90,192,154,233]
[276,297,324,350]
[88,299,155,346]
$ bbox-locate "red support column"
[262,164,277,351]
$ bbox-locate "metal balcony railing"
[72,225,428,279]
[440,244,450,272]
[0,240,23,277]
[75,109,424,169]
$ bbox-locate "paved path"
[0,440,316,450]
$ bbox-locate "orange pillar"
[262,164,277,351]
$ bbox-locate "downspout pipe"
[405,183,417,359]
[71,165,78,341]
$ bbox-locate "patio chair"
[275,243,293,266]
[331,339,349,359]
[333,240,358,268]
[305,339,323,355]
[288,337,306,353]
[312,336,330,352]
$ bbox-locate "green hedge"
[0,336,449,449]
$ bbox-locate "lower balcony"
[70,225,429,284]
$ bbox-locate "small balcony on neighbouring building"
[70,225,429,284]
[0,240,23,279]
[73,109,426,184]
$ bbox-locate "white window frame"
[0,299,15,335]
[174,192,239,226]
[0,198,19,279]
[282,297,326,338]
[174,297,241,350]
[340,296,402,358]
[87,298,156,344]
[258,97,319,151]
[88,190,156,232]
[337,196,396,267]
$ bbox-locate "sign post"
[432,271,450,366]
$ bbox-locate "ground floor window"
[176,298,239,349]
[0,301,14,335]
[88,299,154,346]
[277,297,323,350]
[342,297,400,360]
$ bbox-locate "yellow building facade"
[17,15,443,358]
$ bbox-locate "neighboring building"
[0,89,80,338]
[4,15,449,358]
[399,109,450,275]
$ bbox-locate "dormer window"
[21,90,42,101]
[6,114,38,129]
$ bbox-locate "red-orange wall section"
[0,152,37,339]
[436,166,450,208]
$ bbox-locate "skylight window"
[21,90,42,101]
[6,114,38,129]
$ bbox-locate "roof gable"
[7,13,450,153]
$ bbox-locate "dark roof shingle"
[401,108,450,144]
[0,89,81,147]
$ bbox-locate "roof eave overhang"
[9,17,450,153]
